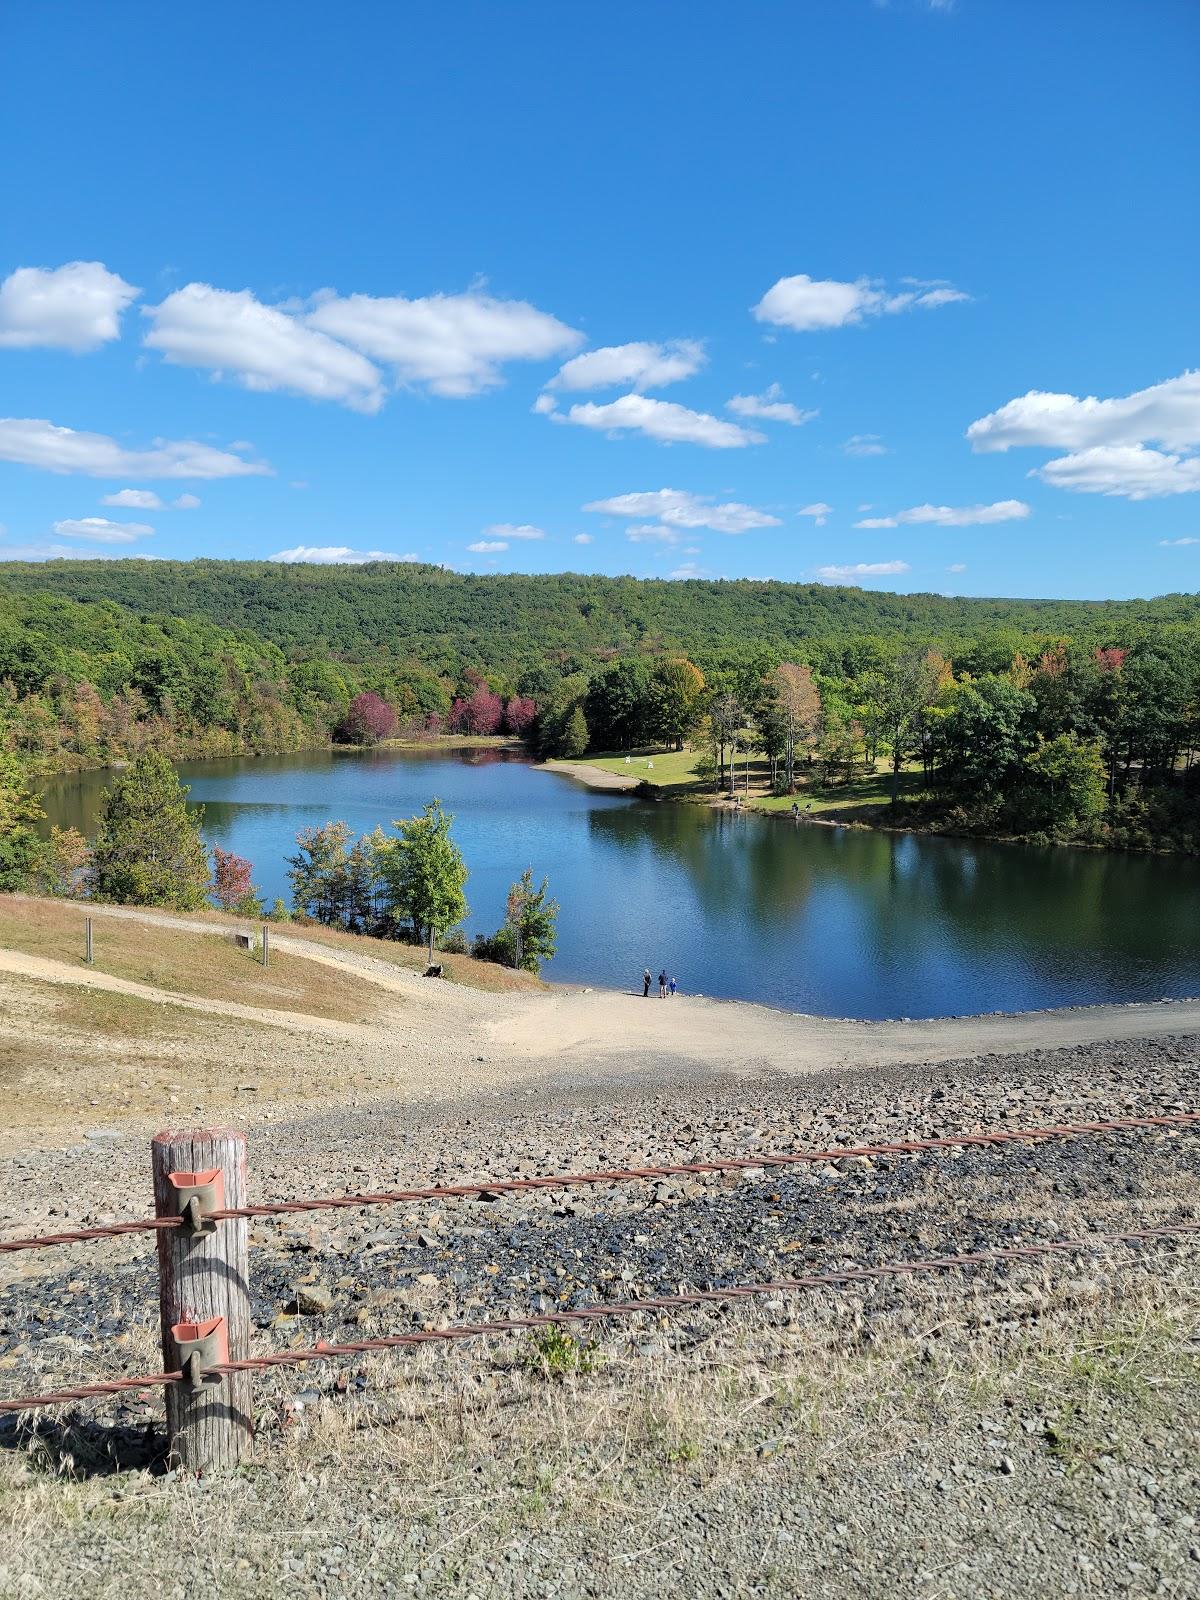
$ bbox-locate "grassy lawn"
[578,747,707,792]
[751,767,926,818]
[569,748,927,820]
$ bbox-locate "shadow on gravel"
[0,1412,166,1479]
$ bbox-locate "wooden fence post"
[261,922,270,969]
[152,1127,253,1469]
[85,916,93,966]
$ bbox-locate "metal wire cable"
[2,1111,1196,1255]
[2,1219,1197,1414]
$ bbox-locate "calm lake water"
[39,746,1200,1020]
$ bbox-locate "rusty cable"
[2,1111,1197,1255]
[1,1219,1197,1415]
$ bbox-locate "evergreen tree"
[505,867,559,972]
[378,798,468,961]
[560,704,590,758]
[88,752,209,908]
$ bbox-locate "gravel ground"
[1,1033,1199,1596]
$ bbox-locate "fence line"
[2,1220,1197,1417]
[3,1110,1197,1255]
[1,1113,1197,1463]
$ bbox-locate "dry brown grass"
[0,898,389,1023]
[1,1256,1197,1598]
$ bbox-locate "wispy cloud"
[726,383,816,427]
[584,488,779,535]
[843,433,888,456]
[482,522,544,541]
[0,417,271,479]
[814,560,910,580]
[753,273,969,333]
[269,545,418,563]
[798,502,833,527]
[52,516,154,544]
[855,500,1030,528]
[547,339,704,393]
[556,393,763,448]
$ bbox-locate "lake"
[38,746,1200,1020]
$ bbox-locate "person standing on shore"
[643,967,652,997]
[669,975,677,997]
[658,968,668,998]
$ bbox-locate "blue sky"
[1,0,1197,599]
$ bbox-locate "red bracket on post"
[166,1168,225,1236]
[172,1315,228,1392]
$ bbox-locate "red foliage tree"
[449,685,504,734]
[503,696,536,735]
[1094,646,1127,674]
[211,845,256,911]
[338,691,397,745]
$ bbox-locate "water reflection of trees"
[586,805,1200,986]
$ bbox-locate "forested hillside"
[3,559,1199,680]
[1,561,1197,859]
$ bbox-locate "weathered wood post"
[85,916,93,966]
[152,1128,253,1469]
[261,922,270,969]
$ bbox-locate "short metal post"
[152,1128,252,1469]
[261,922,270,968]
[85,916,93,966]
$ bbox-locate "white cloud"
[967,370,1200,454]
[572,533,593,545]
[815,560,911,580]
[753,273,968,333]
[854,499,1030,528]
[102,488,163,510]
[467,539,508,553]
[626,524,680,545]
[270,545,418,564]
[1159,536,1198,546]
[307,287,581,397]
[583,488,780,535]
[173,492,201,509]
[843,433,889,456]
[547,339,705,393]
[727,383,817,427]
[483,522,544,541]
[669,561,709,579]
[798,502,833,527]
[0,540,160,562]
[532,393,558,415]
[559,394,763,448]
[0,261,139,351]
[947,562,967,572]
[144,283,385,412]
[0,417,271,478]
[1034,445,1200,499]
[967,371,1200,500]
[52,516,154,544]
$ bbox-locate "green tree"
[379,798,469,961]
[505,867,559,972]
[88,751,209,908]
[0,753,46,891]
[560,704,590,758]
[650,657,705,750]
[287,820,354,924]
[1020,734,1107,839]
